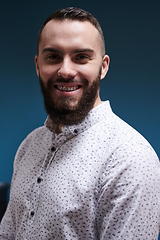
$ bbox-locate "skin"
[35,19,110,133]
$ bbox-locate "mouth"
[54,85,81,92]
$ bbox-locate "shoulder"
[13,126,52,167]
[17,126,50,148]
[100,105,152,148]
[96,104,160,171]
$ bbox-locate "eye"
[75,54,89,64]
[45,53,62,63]
[48,54,60,60]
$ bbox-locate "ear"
[100,55,110,80]
[35,55,40,77]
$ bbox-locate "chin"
[55,97,80,111]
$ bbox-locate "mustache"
[49,77,88,86]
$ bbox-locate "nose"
[58,57,76,79]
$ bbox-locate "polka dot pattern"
[0,101,160,239]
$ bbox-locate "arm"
[96,144,160,239]
[0,200,16,239]
[0,133,32,239]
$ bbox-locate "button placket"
[28,174,43,223]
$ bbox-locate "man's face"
[35,19,109,125]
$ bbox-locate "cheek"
[40,65,58,80]
[78,65,100,84]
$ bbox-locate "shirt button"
[37,177,42,183]
[74,129,78,134]
[30,211,35,217]
[51,146,56,152]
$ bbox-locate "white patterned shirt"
[0,101,160,239]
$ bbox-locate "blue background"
[1,0,160,181]
[0,0,160,182]
[0,0,160,237]
[0,1,160,236]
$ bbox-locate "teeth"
[56,85,79,92]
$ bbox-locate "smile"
[54,85,81,92]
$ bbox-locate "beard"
[39,70,101,126]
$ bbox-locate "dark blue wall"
[0,0,160,185]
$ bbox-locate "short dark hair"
[37,7,105,56]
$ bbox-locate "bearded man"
[0,7,160,240]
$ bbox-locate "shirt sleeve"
[0,200,16,239]
[0,134,31,239]
[96,143,160,239]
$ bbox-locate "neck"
[93,95,102,108]
[55,124,63,134]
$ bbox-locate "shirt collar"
[45,100,112,135]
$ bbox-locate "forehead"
[39,19,101,53]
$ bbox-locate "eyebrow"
[42,47,95,55]
[42,48,60,54]
[72,48,94,54]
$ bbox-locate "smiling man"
[35,16,109,130]
[0,7,160,240]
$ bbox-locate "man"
[0,7,160,239]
